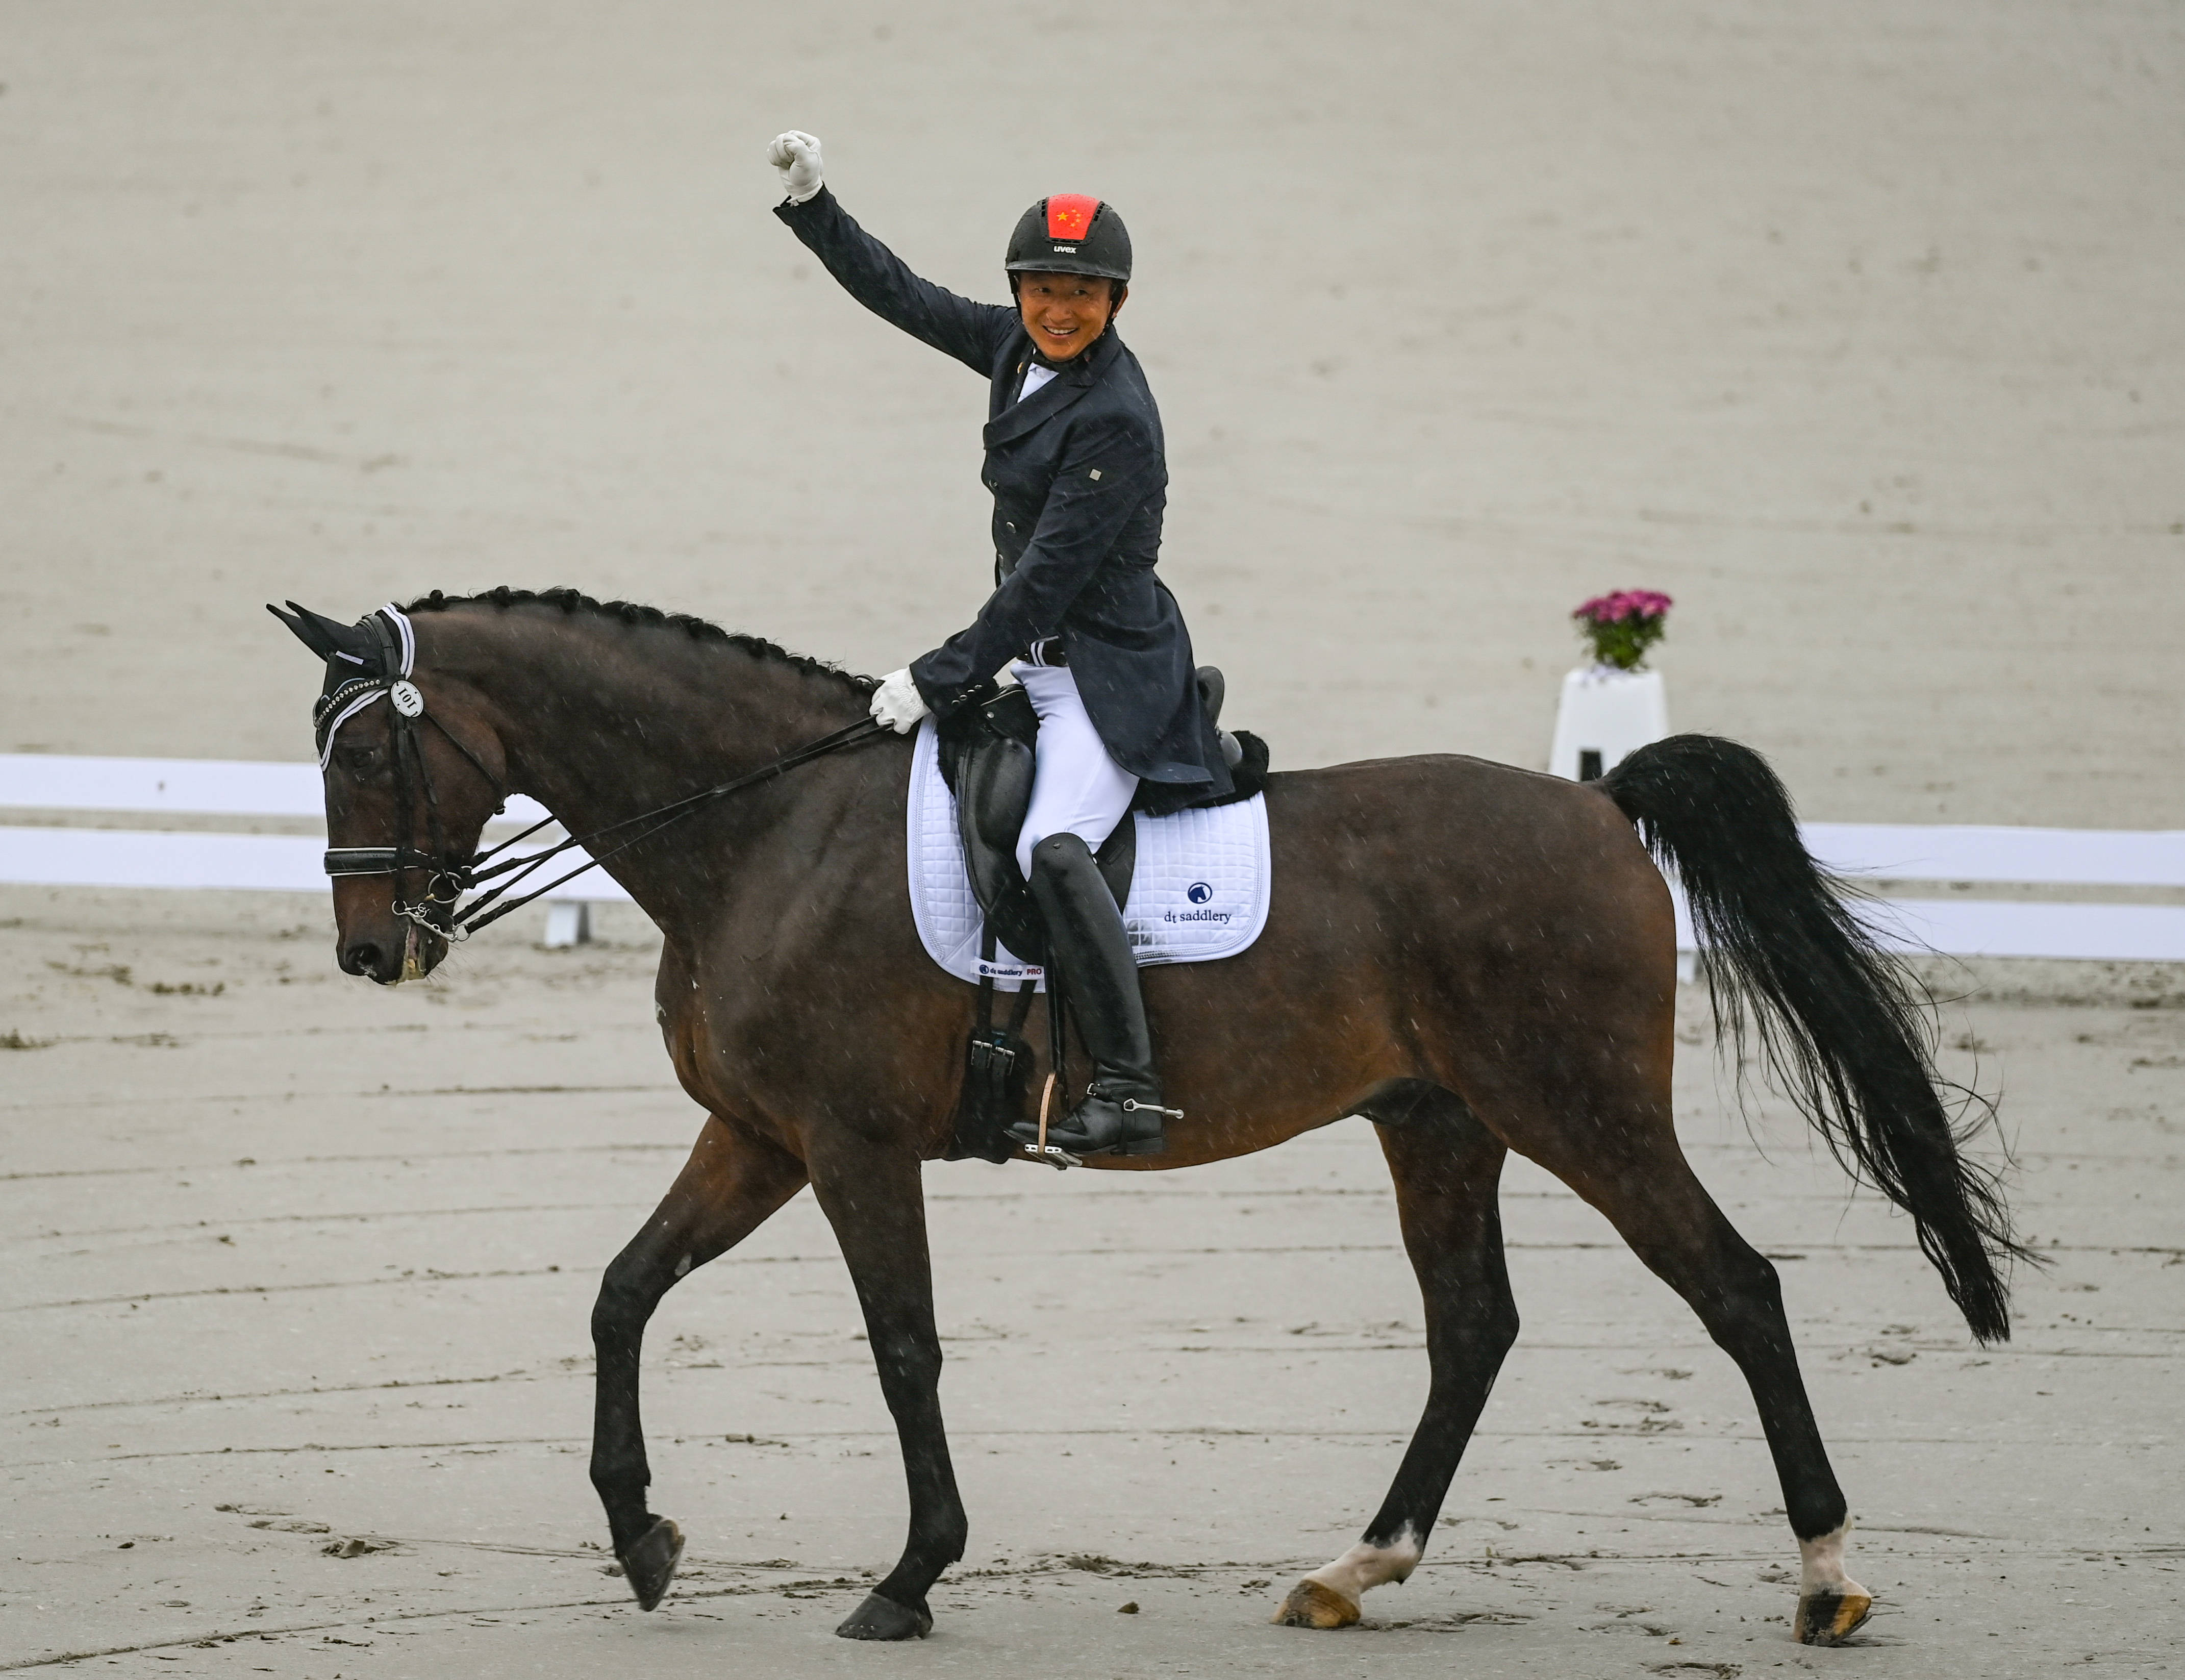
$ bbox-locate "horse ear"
[266,601,378,668]
[267,602,334,658]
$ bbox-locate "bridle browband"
[309,603,885,942]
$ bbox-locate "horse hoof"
[618,1516,685,1612]
[1271,1578,1360,1629]
[836,1591,933,1640]
[1794,1587,1872,1645]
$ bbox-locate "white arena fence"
[2,755,2182,962]
[0,755,624,946]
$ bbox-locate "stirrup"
[1018,1139,1079,1170]
[1015,1072,1080,1170]
[1022,1083,1177,1160]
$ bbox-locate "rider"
[769,131,1230,1159]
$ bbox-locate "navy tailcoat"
[776,188,1230,803]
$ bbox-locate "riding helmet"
[1006,194,1132,283]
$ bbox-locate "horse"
[277,585,2021,1648]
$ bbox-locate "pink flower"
[1573,589,1672,624]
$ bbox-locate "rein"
[314,605,886,941]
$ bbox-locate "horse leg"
[589,1115,808,1610]
[803,1136,966,1641]
[1274,1087,1518,1628]
[1522,1111,1871,1645]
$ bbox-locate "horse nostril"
[343,941,382,976]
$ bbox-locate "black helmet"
[1005,194,1131,284]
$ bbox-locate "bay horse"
[282,586,2020,1648]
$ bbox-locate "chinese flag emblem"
[1045,194,1099,241]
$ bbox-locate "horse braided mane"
[403,586,877,695]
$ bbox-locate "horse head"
[269,600,509,985]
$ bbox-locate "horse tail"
[1598,734,2028,1344]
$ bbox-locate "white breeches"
[1012,660,1140,879]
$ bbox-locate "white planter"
[1548,666,1668,782]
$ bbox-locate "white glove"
[767,131,824,204]
[870,668,931,734]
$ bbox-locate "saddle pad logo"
[1166,876,1230,925]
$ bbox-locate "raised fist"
[767,131,824,204]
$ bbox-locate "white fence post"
[543,901,592,947]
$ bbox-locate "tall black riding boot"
[1007,832,1176,1158]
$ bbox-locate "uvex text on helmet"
[1005,194,1132,284]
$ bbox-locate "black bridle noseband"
[310,604,885,942]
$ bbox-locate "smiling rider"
[769,130,1231,1159]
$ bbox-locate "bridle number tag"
[390,680,424,718]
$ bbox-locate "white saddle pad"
[906,716,1271,989]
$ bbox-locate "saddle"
[939,669,1266,1163]
[935,668,1254,962]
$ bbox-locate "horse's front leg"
[590,1114,808,1608]
[804,1134,965,1641]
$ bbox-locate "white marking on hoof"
[1797,1520,1863,1597]
[1794,1520,1874,1645]
[1304,1526,1424,1605]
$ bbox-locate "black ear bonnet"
[266,600,416,763]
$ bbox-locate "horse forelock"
[400,587,880,696]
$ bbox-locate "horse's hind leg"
[1520,1103,1872,1645]
[590,1115,808,1608]
[1275,1087,1519,1629]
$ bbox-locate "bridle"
[312,604,885,942]
[315,606,505,936]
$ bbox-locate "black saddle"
[936,668,1260,965]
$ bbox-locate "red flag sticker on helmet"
[1045,194,1098,241]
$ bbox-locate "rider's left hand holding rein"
[870,668,931,734]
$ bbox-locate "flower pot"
[1548,665,1668,781]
